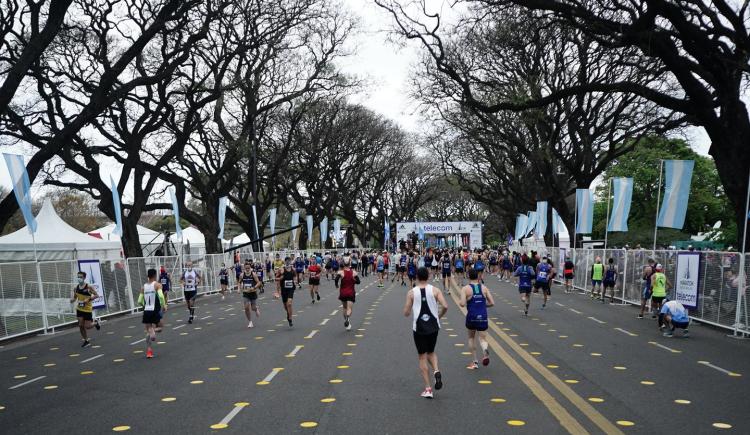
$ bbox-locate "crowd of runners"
[67,245,690,398]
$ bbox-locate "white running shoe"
[248,321,254,328]
[346,323,352,331]
[421,387,434,399]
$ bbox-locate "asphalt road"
[1,271,748,434]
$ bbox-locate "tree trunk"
[120,218,144,258]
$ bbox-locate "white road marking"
[130,338,146,345]
[320,318,329,325]
[555,302,566,307]
[217,403,249,425]
[648,341,682,353]
[698,360,740,376]
[201,315,212,320]
[587,316,606,324]
[173,324,186,330]
[287,345,304,357]
[568,308,583,314]
[9,376,46,390]
[80,354,104,364]
[330,310,338,316]
[614,327,638,337]
[262,368,284,382]
[304,330,318,339]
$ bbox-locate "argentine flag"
[607,178,633,232]
[535,201,548,238]
[576,189,593,234]
[3,153,37,233]
[306,215,313,240]
[320,217,329,242]
[515,214,528,241]
[110,176,123,237]
[526,211,537,237]
[290,211,300,241]
[657,160,694,229]
[551,208,562,235]
[169,187,182,240]
[217,196,228,240]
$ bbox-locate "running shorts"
[442,271,451,278]
[673,320,689,329]
[220,278,229,286]
[518,286,532,294]
[642,282,652,300]
[465,319,488,332]
[651,296,666,305]
[413,331,439,354]
[142,310,161,325]
[455,268,464,273]
[534,281,547,290]
[564,273,574,280]
[281,288,294,303]
[591,280,602,286]
[309,277,320,286]
[603,280,615,288]
[541,283,551,295]
[76,310,93,321]
[325,264,332,270]
[184,290,197,301]
[242,292,258,302]
[339,294,356,303]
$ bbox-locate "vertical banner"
[384,219,390,249]
[252,205,260,242]
[675,252,700,309]
[78,259,106,309]
[525,211,537,237]
[515,214,528,241]
[3,153,37,233]
[417,221,424,240]
[306,215,313,241]
[607,177,633,232]
[169,187,182,240]
[657,160,694,229]
[269,207,277,247]
[217,196,228,240]
[551,208,561,235]
[535,201,548,238]
[576,188,593,234]
[320,217,329,243]
[334,218,341,241]
[110,176,123,237]
[290,211,300,242]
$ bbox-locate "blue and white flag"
[334,218,341,241]
[417,221,424,240]
[551,208,562,235]
[657,160,694,229]
[269,208,277,236]
[3,153,37,233]
[384,219,390,248]
[515,214,528,240]
[252,205,260,241]
[535,201,548,237]
[217,196,228,240]
[607,178,633,232]
[576,188,593,234]
[306,214,313,240]
[320,217,329,243]
[110,176,123,237]
[525,211,537,237]
[169,187,182,240]
[290,211,300,241]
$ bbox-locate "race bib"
[77,301,85,308]
[284,280,294,289]
[144,291,156,311]
[160,279,167,285]
[539,271,547,279]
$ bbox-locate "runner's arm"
[137,287,144,307]
[459,286,467,307]
[252,272,261,290]
[87,284,98,300]
[157,287,166,310]
[434,288,448,318]
[403,291,414,317]
[483,286,495,307]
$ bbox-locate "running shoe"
[344,318,350,329]
[482,349,490,366]
[81,340,90,348]
[541,303,545,309]
[662,331,674,338]
[312,299,315,304]
[682,330,690,338]
[637,314,644,319]
[150,334,156,342]
[288,318,293,327]
[466,361,479,370]
[316,293,321,301]
[421,388,434,399]
[248,321,254,328]
[346,323,352,331]
[188,317,193,324]
[94,320,101,330]
[146,348,154,358]
[434,371,443,390]
[651,314,657,319]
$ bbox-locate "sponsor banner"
[675,252,700,309]
[78,259,106,309]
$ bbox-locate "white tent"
[89,223,165,245]
[0,199,122,261]
[230,233,270,249]
[169,227,233,255]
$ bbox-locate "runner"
[407,251,418,288]
[376,251,385,287]
[651,264,670,327]
[324,252,333,280]
[441,251,452,294]
[398,250,408,286]
[138,268,165,358]
[563,257,575,293]
[459,268,494,369]
[180,261,201,324]
[501,253,512,282]
[514,257,535,316]
[638,258,656,319]
[70,270,101,347]
[276,260,296,327]
[273,254,285,293]
[254,258,266,294]
[383,251,390,281]
[534,257,555,309]
[308,257,322,303]
[488,251,498,276]
[239,261,261,328]
[159,266,171,304]
[360,251,370,278]
[474,253,486,284]
[234,259,242,292]
[590,257,604,299]
[454,251,465,286]
[391,251,400,283]
[337,257,360,331]
[294,255,305,285]
[331,254,341,287]
[660,298,690,337]
[602,257,618,304]
[403,267,448,399]
[218,263,229,300]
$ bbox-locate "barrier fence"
[0,248,358,341]
[542,248,749,335]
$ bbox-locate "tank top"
[536,263,551,283]
[183,270,198,291]
[412,285,440,334]
[442,258,451,272]
[377,258,384,271]
[592,263,604,280]
[516,265,533,288]
[143,282,161,312]
[339,269,356,299]
[455,258,464,269]
[74,285,93,313]
[466,283,488,326]
[605,264,617,282]
[652,272,667,297]
[474,259,485,271]
[241,272,257,293]
[407,258,416,274]
[159,272,170,291]
[400,255,407,266]
[282,270,296,290]
[219,268,228,281]
[295,260,304,272]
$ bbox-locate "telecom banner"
[675,252,700,309]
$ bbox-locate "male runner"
[459,268,494,369]
[138,268,166,358]
[660,299,690,337]
[474,253,486,284]
[159,266,171,304]
[454,252,465,286]
[218,263,229,300]
[602,257,618,303]
[331,254,341,287]
[277,260,296,327]
[180,261,201,324]
[638,258,656,319]
[407,251,418,288]
[254,258,266,294]
[590,257,604,299]
[514,257,535,316]
[294,255,305,285]
[501,254,512,281]
[563,257,575,293]
[398,250,408,286]
[324,252,333,280]
[403,267,448,399]
[337,257,360,330]
[535,257,555,309]
[308,257,322,303]
[651,264,670,327]
[376,252,385,287]
[239,261,261,328]
[70,270,101,347]
[488,251,498,275]
[441,251,453,294]
[234,259,242,291]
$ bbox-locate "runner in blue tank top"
[534,258,556,309]
[514,257,535,316]
[459,268,495,369]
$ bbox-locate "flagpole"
[653,159,664,251]
[604,178,612,251]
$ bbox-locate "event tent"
[230,233,270,249]
[89,223,165,245]
[0,199,122,261]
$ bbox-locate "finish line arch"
[396,221,483,250]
